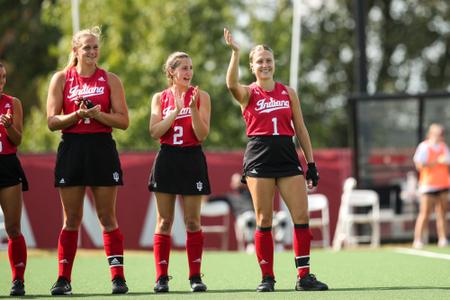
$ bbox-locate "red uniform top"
[0,93,17,154]
[243,82,295,136]
[159,86,201,147]
[62,67,112,134]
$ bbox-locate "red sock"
[254,227,274,278]
[154,233,171,280]
[103,228,125,280]
[186,230,203,279]
[293,224,312,278]
[8,234,27,281]
[57,229,78,281]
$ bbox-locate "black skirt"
[0,154,28,191]
[54,133,123,187]
[243,135,303,180]
[148,144,211,195]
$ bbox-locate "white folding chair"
[0,209,8,250]
[333,177,380,250]
[200,201,231,250]
[308,194,330,248]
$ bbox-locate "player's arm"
[90,72,129,130]
[149,92,179,140]
[224,28,250,107]
[47,71,80,131]
[1,97,24,146]
[288,87,314,164]
[190,89,210,142]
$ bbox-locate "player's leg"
[51,186,85,295]
[413,193,434,248]
[0,184,27,296]
[246,177,276,292]
[183,195,207,292]
[278,175,328,291]
[153,192,176,293]
[435,191,448,247]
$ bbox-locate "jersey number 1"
[173,126,183,145]
[272,117,279,135]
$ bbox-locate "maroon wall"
[19,149,351,249]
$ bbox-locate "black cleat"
[10,279,25,296]
[50,277,72,295]
[256,276,275,292]
[112,276,128,294]
[295,273,328,291]
[154,275,170,293]
[189,275,207,292]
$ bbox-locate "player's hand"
[306,162,320,189]
[224,28,240,52]
[0,109,13,128]
[85,105,102,119]
[189,86,199,109]
[173,89,185,114]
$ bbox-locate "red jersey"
[0,93,17,154]
[62,67,112,134]
[159,86,201,147]
[243,82,295,136]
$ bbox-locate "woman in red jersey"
[46,26,129,296]
[412,123,450,249]
[148,52,211,293]
[224,28,328,292]
[0,62,28,296]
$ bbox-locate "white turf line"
[394,247,450,260]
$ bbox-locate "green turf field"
[1,246,450,299]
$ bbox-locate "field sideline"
[0,246,449,299]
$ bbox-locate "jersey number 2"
[173,126,183,145]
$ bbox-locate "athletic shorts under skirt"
[54,133,123,187]
[423,188,449,196]
[243,135,303,180]
[148,144,211,195]
[0,154,28,191]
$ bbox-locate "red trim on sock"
[186,230,203,278]
[8,234,27,281]
[255,229,274,278]
[154,233,171,280]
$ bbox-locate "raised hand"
[189,86,199,109]
[224,28,240,51]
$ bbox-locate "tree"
[0,0,60,116]
[22,0,245,152]
[15,0,450,152]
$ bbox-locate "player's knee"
[64,213,82,229]
[257,215,273,228]
[291,211,308,224]
[5,223,21,238]
[97,211,117,227]
[184,219,201,232]
[157,218,173,233]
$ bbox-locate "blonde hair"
[65,26,102,71]
[249,44,273,70]
[163,51,190,86]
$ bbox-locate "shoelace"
[306,274,317,281]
